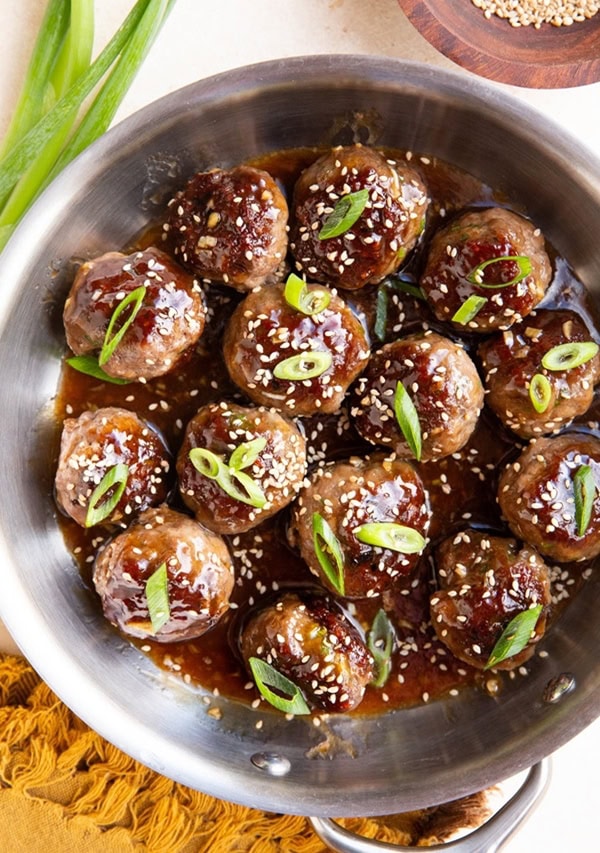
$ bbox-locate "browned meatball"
[430,530,551,670]
[479,309,600,439]
[164,165,288,290]
[223,281,370,416]
[55,407,170,528]
[63,248,206,381]
[289,455,431,599]
[93,506,234,642]
[289,145,429,290]
[420,208,551,333]
[176,401,307,535]
[498,433,600,562]
[239,591,374,713]
[350,332,484,461]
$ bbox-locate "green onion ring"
[283,272,331,315]
[273,351,332,381]
[189,447,266,508]
[541,341,599,372]
[528,373,552,414]
[229,437,267,471]
[84,462,129,527]
[466,255,531,288]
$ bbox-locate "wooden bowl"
[398,0,600,88]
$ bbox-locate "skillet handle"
[308,759,550,853]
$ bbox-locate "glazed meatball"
[93,506,234,642]
[63,248,206,381]
[498,433,600,562]
[430,530,551,670]
[239,591,374,713]
[351,331,484,461]
[223,280,370,416]
[289,455,431,599]
[289,145,429,290]
[55,407,170,528]
[176,401,307,535]
[164,165,288,290]
[479,309,600,439]
[420,207,551,332]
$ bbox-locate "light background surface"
[0,2,598,850]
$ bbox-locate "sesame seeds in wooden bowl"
[398,0,600,88]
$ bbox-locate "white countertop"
[1,2,599,850]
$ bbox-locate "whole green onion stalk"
[0,0,177,252]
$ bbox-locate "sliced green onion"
[541,341,599,372]
[229,437,267,471]
[312,512,345,596]
[354,522,426,554]
[367,609,395,688]
[484,604,543,670]
[189,447,222,479]
[84,462,129,527]
[318,188,369,240]
[189,447,266,509]
[374,284,389,343]
[388,279,426,301]
[573,464,596,537]
[529,373,552,414]
[273,351,332,381]
[145,562,170,634]
[225,468,267,509]
[393,381,422,462]
[466,255,531,288]
[66,354,129,385]
[451,294,487,325]
[283,273,331,316]
[248,657,310,715]
[98,285,146,366]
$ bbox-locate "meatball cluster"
[55,142,599,719]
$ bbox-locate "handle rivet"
[543,672,575,704]
[251,752,291,776]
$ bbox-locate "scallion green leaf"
[283,273,331,316]
[312,512,345,596]
[484,605,543,670]
[393,381,422,462]
[451,294,487,325]
[388,278,425,301]
[318,188,369,240]
[573,464,596,537]
[466,255,531,288]
[528,373,551,414]
[541,341,599,372]
[84,462,129,527]
[367,609,395,688]
[145,562,170,634]
[248,657,310,715]
[273,351,332,381]
[98,285,146,366]
[353,522,426,554]
[66,354,129,385]
[48,0,95,105]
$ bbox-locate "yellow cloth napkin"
[0,654,491,851]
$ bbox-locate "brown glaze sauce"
[55,147,598,716]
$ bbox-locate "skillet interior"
[0,56,599,817]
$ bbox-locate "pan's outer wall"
[0,56,599,817]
